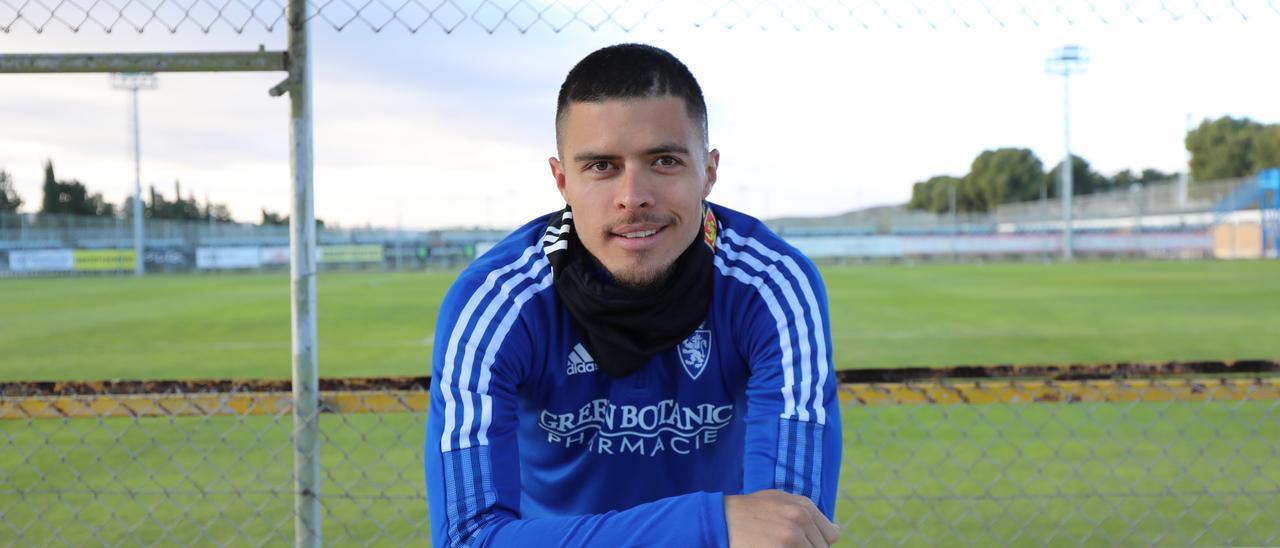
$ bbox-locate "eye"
[654,155,683,168]
[587,161,614,172]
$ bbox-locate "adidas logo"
[566,343,597,376]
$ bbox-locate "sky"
[2,1,1279,230]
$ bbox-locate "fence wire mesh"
[2,377,1278,545]
[4,0,1279,545]
[3,0,1280,34]
[1,390,427,545]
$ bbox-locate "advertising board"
[259,246,291,266]
[144,248,195,269]
[196,247,262,269]
[8,249,75,272]
[73,249,136,271]
[319,244,384,263]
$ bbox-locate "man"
[425,43,841,547]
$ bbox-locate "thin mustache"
[602,214,677,233]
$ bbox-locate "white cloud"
[2,16,1278,228]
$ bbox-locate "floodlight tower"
[112,72,157,276]
[1046,45,1088,261]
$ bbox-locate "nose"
[614,165,653,210]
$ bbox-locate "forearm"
[437,491,729,548]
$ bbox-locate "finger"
[799,521,827,548]
[786,497,831,548]
[803,499,841,544]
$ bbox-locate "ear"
[549,156,568,202]
[702,148,720,199]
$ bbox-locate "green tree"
[907,180,932,211]
[171,181,201,220]
[39,160,115,216]
[908,175,964,212]
[1139,168,1177,183]
[84,191,116,216]
[929,176,967,213]
[1111,169,1139,188]
[1111,168,1177,189]
[1185,116,1264,181]
[260,209,325,228]
[261,208,288,226]
[143,181,216,221]
[907,150,1189,214]
[41,160,59,213]
[1251,124,1280,172]
[0,170,21,212]
[1045,155,1110,198]
[964,148,1045,212]
[204,202,234,223]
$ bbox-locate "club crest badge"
[702,207,718,253]
[678,329,712,381]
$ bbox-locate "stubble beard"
[608,254,679,291]
[597,210,687,291]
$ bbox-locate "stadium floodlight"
[1046,45,1088,261]
[111,72,157,276]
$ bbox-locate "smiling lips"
[612,223,664,237]
[609,224,667,249]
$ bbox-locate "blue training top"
[425,202,841,547]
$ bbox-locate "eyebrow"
[646,144,691,156]
[572,152,619,163]
[572,144,691,163]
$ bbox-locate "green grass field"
[2,260,1279,545]
[2,260,1278,381]
[4,401,1277,545]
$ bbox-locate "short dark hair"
[555,43,708,148]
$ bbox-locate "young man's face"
[549,95,719,288]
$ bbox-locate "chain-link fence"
[0,212,423,249]
[992,177,1249,225]
[3,0,1280,34]
[766,177,1250,236]
[1,384,428,545]
[1,178,1249,244]
[3,371,1278,545]
[0,212,512,276]
[5,0,1279,545]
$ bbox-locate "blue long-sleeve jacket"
[425,203,841,547]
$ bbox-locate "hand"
[724,489,841,547]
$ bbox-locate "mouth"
[609,224,667,250]
[620,229,659,239]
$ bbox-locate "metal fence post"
[286,0,322,544]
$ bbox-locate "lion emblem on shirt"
[678,329,712,381]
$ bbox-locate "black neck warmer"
[544,205,718,378]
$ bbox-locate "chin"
[608,257,678,290]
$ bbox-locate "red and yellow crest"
[702,207,718,253]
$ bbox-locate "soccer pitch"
[1,260,1278,381]
[2,260,1279,545]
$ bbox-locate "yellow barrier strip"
[2,380,1278,420]
[325,391,428,414]
[836,378,1280,405]
[0,393,297,420]
[0,391,428,420]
